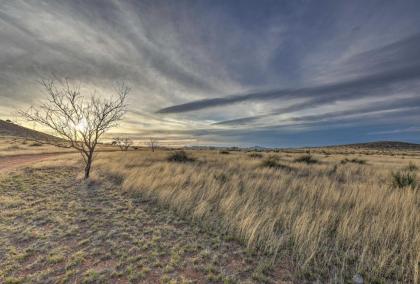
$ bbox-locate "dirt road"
[0,153,63,172]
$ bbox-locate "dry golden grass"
[0,136,120,158]
[0,136,69,157]
[94,149,420,283]
[1,161,292,283]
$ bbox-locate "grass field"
[0,136,68,157]
[0,136,121,158]
[94,149,420,283]
[0,158,292,283]
[1,140,419,283]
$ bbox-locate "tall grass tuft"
[405,161,418,171]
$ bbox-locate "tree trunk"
[84,154,93,179]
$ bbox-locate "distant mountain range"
[189,141,420,151]
[336,141,420,150]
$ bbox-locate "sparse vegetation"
[167,150,195,162]
[294,154,319,164]
[219,150,230,154]
[392,170,417,189]
[261,155,291,170]
[1,137,420,283]
[0,165,284,283]
[29,142,43,147]
[340,158,367,164]
[147,137,159,152]
[405,161,418,171]
[94,150,420,283]
[112,137,133,151]
[249,152,263,158]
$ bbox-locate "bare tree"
[147,137,159,152]
[19,79,129,179]
[112,137,133,151]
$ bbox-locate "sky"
[1,0,420,147]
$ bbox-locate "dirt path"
[0,149,124,173]
[0,153,65,172]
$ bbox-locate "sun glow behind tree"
[19,79,129,178]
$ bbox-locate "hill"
[337,141,420,150]
[0,119,58,141]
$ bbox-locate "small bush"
[341,158,366,165]
[6,145,20,150]
[4,277,23,284]
[249,152,263,158]
[392,170,417,189]
[219,150,230,154]
[261,156,279,167]
[214,173,228,183]
[261,156,291,170]
[29,142,43,147]
[294,154,318,164]
[167,150,195,162]
[405,162,418,171]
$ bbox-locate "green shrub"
[219,150,230,154]
[341,158,366,165]
[214,173,228,183]
[261,156,291,170]
[392,170,417,189]
[294,154,318,164]
[261,156,279,168]
[167,151,195,162]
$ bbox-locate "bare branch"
[19,79,129,178]
[147,137,159,152]
[112,137,133,151]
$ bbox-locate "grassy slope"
[0,120,58,141]
[0,136,72,158]
[0,136,117,158]
[0,166,292,284]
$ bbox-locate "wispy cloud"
[1,0,420,146]
[159,33,420,114]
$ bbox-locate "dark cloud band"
[158,34,420,114]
